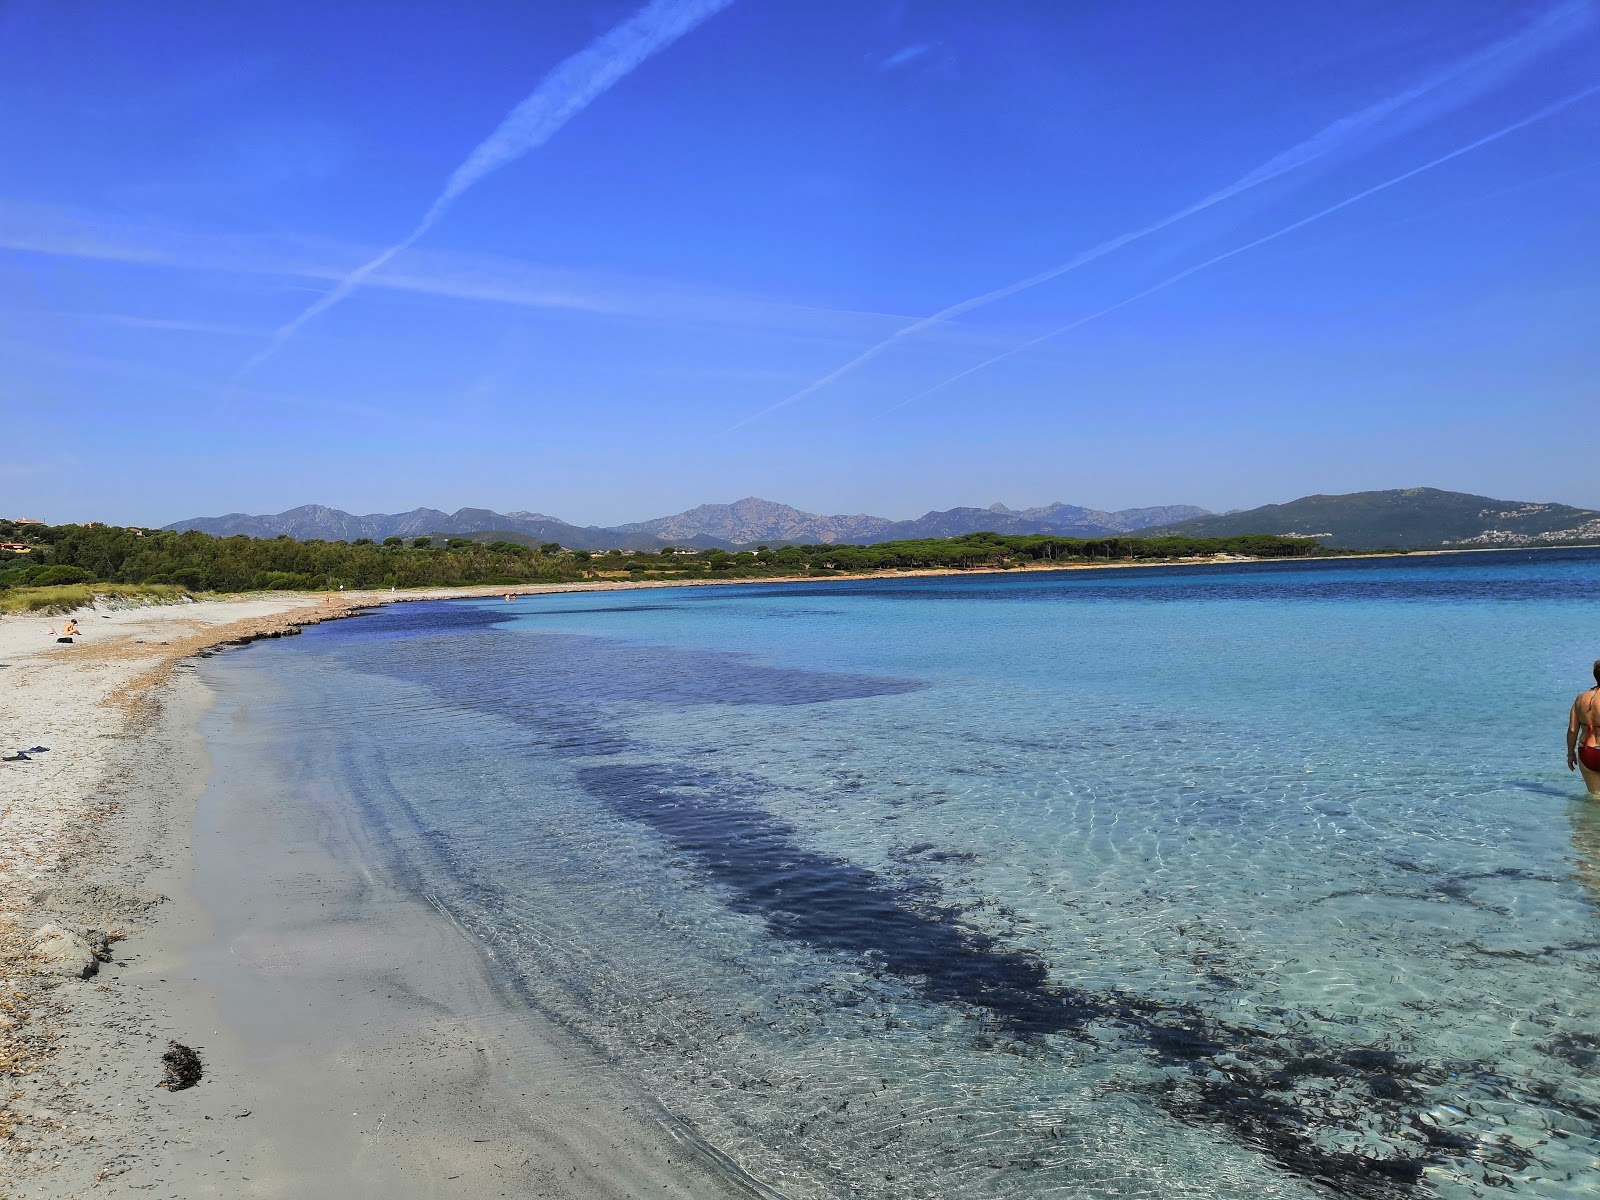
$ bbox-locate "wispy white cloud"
[730,0,1593,429]
[234,0,735,382]
[0,203,980,348]
[883,83,1600,415]
[879,43,932,71]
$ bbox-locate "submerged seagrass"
[201,549,1600,1199]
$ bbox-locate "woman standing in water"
[1566,658,1600,796]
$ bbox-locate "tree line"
[0,519,1339,592]
[0,523,584,591]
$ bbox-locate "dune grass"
[0,582,190,614]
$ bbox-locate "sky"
[2,0,1598,526]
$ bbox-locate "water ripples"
[216,551,1600,1198]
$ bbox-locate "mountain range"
[1146,488,1600,548]
[163,488,1600,551]
[164,497,1210,550]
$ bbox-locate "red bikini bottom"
[1578,744,1600,772]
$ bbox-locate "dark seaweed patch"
[349,621,923,711]
[896,842,979,865]
[1155,1076,1427,1199]
[1330,864,1566,915]
[300,600,508,644]
[1504,780,1572,799]
[924,850,979,865]
[579,763,1093,1035]
[1453,867,1563,885]
[575,761,1477,1196]
[160,1042,203,1091]
[1540,1031,1600,1069]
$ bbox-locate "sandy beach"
[0,587,779,1199]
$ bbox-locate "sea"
[198,549,1600,1199]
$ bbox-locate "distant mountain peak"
[502,509,564,523]
[1143,487,1600,548]
[165,495,1214,550]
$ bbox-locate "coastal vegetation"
[0,582,188,614]
[0,517,1357,594]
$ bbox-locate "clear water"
[201,551,1600,1199]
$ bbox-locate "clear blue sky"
[3,0,1597,525]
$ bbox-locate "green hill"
[1145,488,1600,549]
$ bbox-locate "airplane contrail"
[729,0,1591,430]
[880,83,1600,417]
[234,0,734,383]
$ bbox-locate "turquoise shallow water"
[203,550,1600,1199]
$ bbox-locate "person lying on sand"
[1566,658,1600,797]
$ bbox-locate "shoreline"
[0,590,775,1197]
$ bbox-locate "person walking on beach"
[1566,659,1600,796]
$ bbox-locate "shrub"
[253,571,317,590]
[29,564,94,586]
